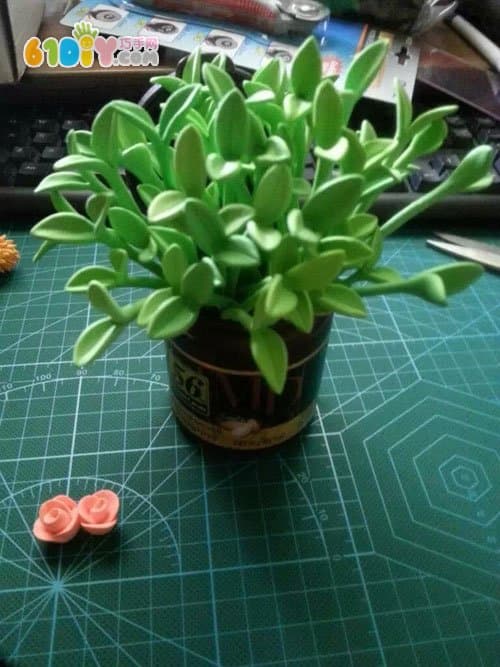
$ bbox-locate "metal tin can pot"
[166,311,332,450]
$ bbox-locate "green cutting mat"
[0,229,499,667]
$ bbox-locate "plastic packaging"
[323,0,458,34]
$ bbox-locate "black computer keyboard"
[1,100,499,223]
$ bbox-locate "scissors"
[427,232,500,272]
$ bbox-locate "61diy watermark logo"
[24,21,159,69]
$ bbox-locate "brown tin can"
[166,311,332,449]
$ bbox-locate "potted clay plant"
[31,37,492,449]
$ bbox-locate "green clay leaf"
[220,204,254,235]
[211,52,228,70]
[343,39,388,99]
[185,108,209,136]
[284,291,314,333]
[109,248,128,275]
[247,221,282,252]
[147,295,197,339]
[108,207,149,247]
[246,89,275,104]
[252,58,282,95]
[91,103,150,166]
[66,266,117,293]
[174,125,206,198]
[247,110,267,156]
[150,226,197,263]
[137,288,173,327]
[137,184,161,207]
[347,213,378,238]
[202,257,225,287]
[151,75,186,93]
[54,154,108,175]
[181,261,214,306]
[285,250,345,291]
[138,236,158,263]
[445,145,494,192]
[286,209,319,244]
[66,129,94,157]
[206,154,242,181]
[319,236,372,267]
[216,235,260,268]
[203,62,235,100]
[221,308,252,331]
[253,164,293,225]
[315,284,367,317]
[283,94,311,122]
[35,171,89,194]
[429,262,483,296]
[394,78,413,144]
[292,178,312,198]
[148,190,187,225]
[162,243,188,290]
[31,212,94,243]
[365,267,402,283]
[303,175,364,234]
[264,275,298,319]
[250,328,288,394]
[339,129,366,174]
[396,119,448,167]
[159,84,201,142]
[33,241,56,262]
[182,48,202,83]
[73,317,122,366]
[120,143,162,187]
[215,89,249,161]
[185,199,225,255]
[313,79,343,149]
[86,192,113,222]
[290,36,321,101]
[340,89,357,124]
[359,119,377,143]
[246,101,285,129]
[256,136,291,165]
[410,105,457,137]
[88,281,128,323]
[269,237,299,275]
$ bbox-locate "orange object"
[78,490,120,535]
[33,495,80,544]
[0,235,20,273]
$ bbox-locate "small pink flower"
[33,495,80,544]
[78,490,119,535]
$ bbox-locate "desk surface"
[0,228,499,666]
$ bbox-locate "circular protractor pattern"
[0,477,191,666]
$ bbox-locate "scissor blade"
[434,232,500,256]
[426,239,500,272]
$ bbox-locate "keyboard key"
[475,115,496,129]
[0,165,17,186]
[445,127,474,149]
[33,132,59,147]
[446,115,467,128]
[478,128,500,144]
[15,162,51,187]
[409,167,443,192]
[33,119,59,133]
[1,128,29,148]
[11,146,37,163]
[430,150,464,175]
[62,119,88,132]
[41,146,65,162]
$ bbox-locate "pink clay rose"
[33,495,80,544]
[78,490,119,535]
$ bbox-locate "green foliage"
[32,39,491,392]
